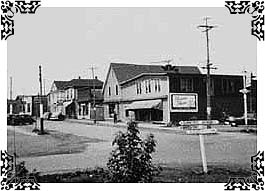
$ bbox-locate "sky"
[7,7,256,98]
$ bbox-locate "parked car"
[7,114,36,126]
[224,113,257,127]
[49,112,65,121]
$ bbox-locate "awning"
[126,99,162,110]
[63,101,73,108]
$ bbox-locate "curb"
[64,119,257,134]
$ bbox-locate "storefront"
[126,99,163,122]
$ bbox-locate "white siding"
[122,76,169,101]
[103,67,121,103]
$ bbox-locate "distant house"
[103,63,255,123]
[47,81,69,114]
[48,77,104,119]
[9,95,48,117]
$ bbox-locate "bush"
[107,121,161,183]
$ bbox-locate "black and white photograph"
[0,0,264,190]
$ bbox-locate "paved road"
[17,120,256,174]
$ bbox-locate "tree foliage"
[107,121,161,182]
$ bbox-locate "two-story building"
[47,81,68,114]
[64,78,103,119]
[48,77,104,119]
[103,63,253,123]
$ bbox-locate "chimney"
[78,76,81,79]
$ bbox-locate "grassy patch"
[34,164,252,183]
[7,129,105,157]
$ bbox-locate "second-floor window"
[222,79,235,94]
[136,82,142,94]
[180,77,193,92]
[116,85,119,95]
[144,80,151,93]
[154,79,161,92]
[109,86,111,96]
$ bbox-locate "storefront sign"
[170,93,198,112]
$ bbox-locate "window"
[109,87,111,96]
[116,85,119,95]
[222,79,235,94]
[144,80,151,93]
[180,78,193,92]
[145,80,148,93]
[27,103,30,112]
[136,82,142,94]
[158,79,161,92]
[154,79,161,92]
[109,103,115,117]
[125,110,129,117]
[148,80,151,93]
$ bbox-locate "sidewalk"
[64,118,257,133]
[65,118,184,133]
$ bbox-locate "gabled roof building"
[48,77,103,119]
[103,62,252,123]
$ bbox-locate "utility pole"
[240,70,250,125]
[198,17,217,128]
[89,66,97,124]
[43,79,46,96]
[39,65,44,134]
[10,76,12,100]
[9,77,13,114]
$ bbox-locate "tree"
[107,121,160,182]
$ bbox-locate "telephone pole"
[39,65,44,134]
[198,17,217,127]
[10,76,12,100]
[89,66,97,123]
[9,77,13,114]
[240,70,250,125]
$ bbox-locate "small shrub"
[107,121,161,183]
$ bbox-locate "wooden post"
[199,134,208,173]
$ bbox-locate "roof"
[54,81,69,90]
[54,79,103,90]
[110,63,201,84]
[67,79,103,88]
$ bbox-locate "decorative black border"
[0,150,40,190]
[224,151,264,190]
[225,1,264,41]
[0,0,41,40]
